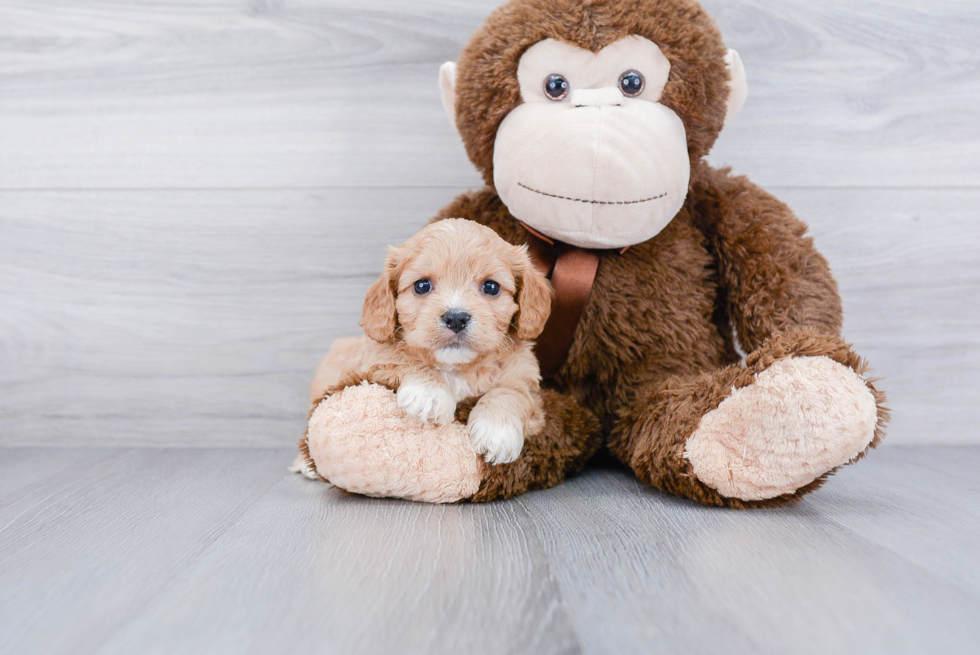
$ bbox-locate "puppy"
[305,218,553,466]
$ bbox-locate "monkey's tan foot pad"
[306,382,483,503]
[684,356,878,501]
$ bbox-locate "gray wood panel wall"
[1,0,978,446]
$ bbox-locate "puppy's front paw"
[468,411,524,465]
[397,381,456,425]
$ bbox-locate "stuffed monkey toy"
[302,0,887,508]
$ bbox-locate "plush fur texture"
[492,36,691,248]
[302,378,603,504]
[307,382,484,503]
[471,388,603,501]
[304,0,888,507]
[684,356,879,501]
[433,180,888,506]
[358,219,552,464]
[418,0,887,507]
[454,0,731,187]
[301,219,560,488]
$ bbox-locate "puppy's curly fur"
[302,218,553,469]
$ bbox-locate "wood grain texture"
[0,446,978,655]
[799,188,980,444]
[0,1,976,446]
[816,446,980,597]
[95,474,580,655]
[517,454,980,655]
[0,448,286,655]
[0,0,977,189]
[2,187,977,446]
[0,187,438,447]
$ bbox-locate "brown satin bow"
[521,223,602,378]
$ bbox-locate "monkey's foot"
[305,383,483,503]
[684,356,879,501]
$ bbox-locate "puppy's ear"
[361,246,401,343]
[512,246,553,340]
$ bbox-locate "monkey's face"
[492,36,689,250]
[439,0,748,250]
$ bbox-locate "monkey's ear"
[512,247,553,340]
[439,61,458,133]
[723,49,748,127]
[361,247,401,343]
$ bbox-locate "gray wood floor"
[1,446,979,655]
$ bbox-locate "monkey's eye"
[544,74,569,101]
[413,279,432,295]
[618,70,645,97]
[481,280,501,296]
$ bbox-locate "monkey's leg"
[468,389,602,502]
[290,336,376,478]
[303,383,601,503]
[608,330,888,508]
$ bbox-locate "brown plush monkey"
[302,0,887,508]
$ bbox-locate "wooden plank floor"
[1,446,978,655]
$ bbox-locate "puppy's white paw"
[397,381,457,425]
[468,412,524,465]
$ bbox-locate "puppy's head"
[361,218,552,365]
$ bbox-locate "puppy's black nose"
[442,309,470,334]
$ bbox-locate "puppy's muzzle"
[442,309,471,334]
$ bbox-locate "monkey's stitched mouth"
[518,182,666,206]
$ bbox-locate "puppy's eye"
[481,280,500,296]
[618,70,645,97]
[544,74,569,101]
[413,279,432,295]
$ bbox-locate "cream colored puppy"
[305,218,552,466]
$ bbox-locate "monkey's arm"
[604,165,887,507]
[690,164,843,351]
